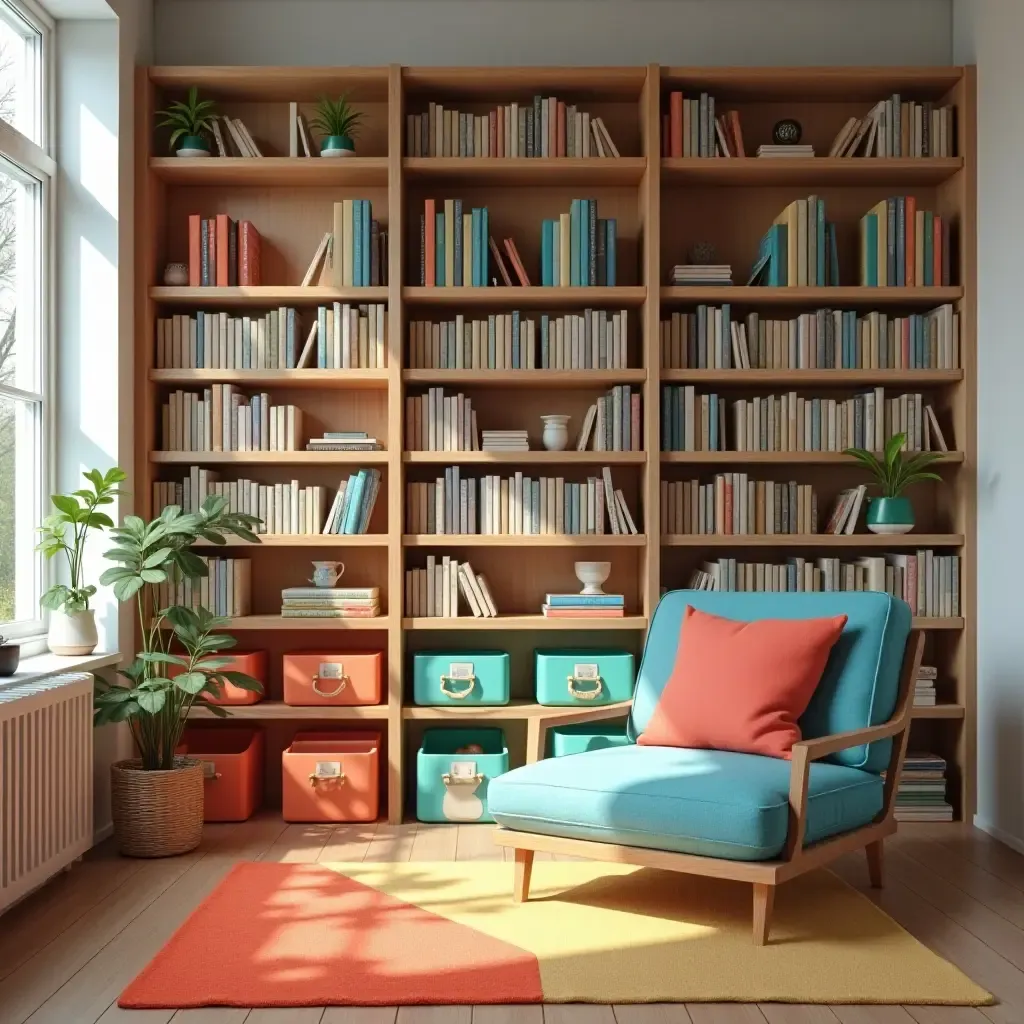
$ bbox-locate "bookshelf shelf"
[150,156,390,187]
[151,286,390,306]
[403,157,647,187]
[403,534,646,548]
[139,63,975,825]
[661,157,963,187]
[150,369,390,389]
[403,369,647,388]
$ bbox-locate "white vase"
[541,414,570,451]
[48,609,98,656]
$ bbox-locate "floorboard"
[363,825,418,863]
[318,824,379,863]
[320,1010,397,1024]
[472,1007,543,1024]
[244,1010,324,1022]
[830,1010,914,1023]
[685,1007,767,1023]
[613,1006,694,1023]
[396,1009,471,1023]
[455,825,504,862]
[903,1008,994,1023]
[543,1007,616,1024]
[409,824,460,861]
[759,1007,839,1023]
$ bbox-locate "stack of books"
[187,215,260,287]
[403,556,498,618]
[823,485,868,535]
[542,593,625,619]
[321,469,382,534]
[670,264,732,287]
[751,195,838,288]
[281,586,381,619]
[482,430,529,452]
[894,753,952,822]
[419,199,492,287]
[540,200,617,287]
[156,308,300,370]
[661,477,817,536]
[161,388,302,452]
[859,197,950,287]
[914,665,938,707]
[406,389,479,451]
[305,431,381,453]
[157,557,250,617]
[757,144,814,158]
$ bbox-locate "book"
[860,197,948,287]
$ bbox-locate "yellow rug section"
[322,862,992,1005]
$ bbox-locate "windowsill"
[0,650,121,691]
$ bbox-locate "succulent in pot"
[310,92,365,157]
[156,86,217,157]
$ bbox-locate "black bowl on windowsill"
[0,641,21,676]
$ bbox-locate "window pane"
[0,164,39,394]
[0,3,39,145]
[0,392,39,626]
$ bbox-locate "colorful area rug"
[120,861,991,1008]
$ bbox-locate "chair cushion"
[488,744,883,862]
[636,606,847,759]
[628,590,912,771]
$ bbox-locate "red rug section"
[119,862,543,1008]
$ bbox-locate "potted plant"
[156,86,217,158]
[37,467,126,656]
[310,93,364,158]
[96,496,262,857]
[843,432,944,534]
[0,635,20,677]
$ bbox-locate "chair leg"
[513,848,534,903]
[752,882,775,946]
[866,839,884,888]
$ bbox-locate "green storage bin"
[416,727,508,823]
[412,651,510,706]
[548,721,631,757]
[534,649,636,706]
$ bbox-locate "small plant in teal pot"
[843,432,944,535]
[311,93,364,158]
[156,86,217,157]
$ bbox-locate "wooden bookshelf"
[137,63,975,826]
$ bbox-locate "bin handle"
[309,769,347,787]
[567,674,604,701]
[443,771,484,785]
[312,673,349,698]
[439,673,476,700]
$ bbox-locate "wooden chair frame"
[493,630,924,945]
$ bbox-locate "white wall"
[152,0,952,66]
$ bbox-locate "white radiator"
[0,672,93,913]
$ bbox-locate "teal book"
[341,471,367,534]
[569,200,580,287]
[435,212,445,287]
[588,199,597,286]
[551,220,560,286]
[352,200,363,287]
[471,208,481,287]
[606,218,616,286]
[334,473,357,534]
[362,200,371,287]
[828,223,840,286]
[541,219,553,286]
[896,196,906,286]
[816,199,826,286]
[356,469,381,533]
[453,199,463,287]
[923,210,934,286]
[579,200,589,287]
[862,214,878,287]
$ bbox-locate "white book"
[457,562,485,617]
[475,573,499,617]
[288,102,298,157]
[301,232,331,287]
[234,118,263,157]
[223,116,250,157]
[577,403,598,451]
[297,113,312,157]
[210,118,227,156]
[426,554,436,617]
[615,490,639,535]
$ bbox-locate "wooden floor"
[0,814,1020,1024]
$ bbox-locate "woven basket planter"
[111,757,204,857]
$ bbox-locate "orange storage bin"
[170,651,266,706]
[282,651,382,707]
[183,727,264,822]
[281,731,380,823]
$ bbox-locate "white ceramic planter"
[541,414,570,451]
[48,609,98,656]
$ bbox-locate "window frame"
[0,0,52,644]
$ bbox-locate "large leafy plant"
[843,432,944,498]
[156,86,217,152]
[37,467,126,614]
[310,93,364,140]
[95,496,262,771]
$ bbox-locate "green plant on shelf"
[842,432,944,498]
[156,86,217,153]
[310,93,365,154]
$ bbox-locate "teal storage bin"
[416,727,509,823]
[548,721,631,757]
[412,651,510,706]
[535,649,636,706]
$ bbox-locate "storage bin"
[547,721,631,758]
[416,727,508,823]
[181,727,264,822]
[171,650,266,705]
[283,650,383,707]
[534,649,636,706]
[412,650,510,706]
[282,731,380,823]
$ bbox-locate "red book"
[669,91,683,158]
[215,213,230,287]
[543,607,625,618]
[556,102,566,157]
[187,215,201,287]
[905,195,916,287]
[724,477,733,534]
[503,238,531,286]
[631,392,641,452]
[496,105,504,159]
[424,199,436,287]
[728,110,746,158]
[488,236,513,286]
[662,114,670,157]
[206,220,216,287]
[933,215,943,286]
[239,220,261,286]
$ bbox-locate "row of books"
[161,388,303,452]
[830,97,956,159]
[155,557,251,618]
[321,470,383,534]
[540,200,617,287]
[186,215,260,287]
[914,664,939,708]
[577,386,642,453]
[405,388,479,451]
[660,477,818,537]
[406,99,620,158]
[301,227,389,288]
[311,303,387,369]
[406,309,630,370]
[305,431,382,453]
[543,593,625,618]
[664,91,736,158]
[824,485,868,536]
[894,752,952,822]
[751,196,838,288]
[659,386,948,453]
[860,198,950,287]
[419,199,491,287]
[404,557,498,618]
[658,305,960,372]
[281,586,381,619]
[153,475,325,536]
[687,550,960,617]
[207,116,262,158]
[405,467,639,536]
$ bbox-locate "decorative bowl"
[574,561,611,596]
[163,262,189,286]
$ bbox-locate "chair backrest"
[628,589,912,772]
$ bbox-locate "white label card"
[315,761,342,777]
[202,760,217,780]
[574,663,599,679]
[448,760,478,778]
[449,662,474,679]
[319,662,344,679]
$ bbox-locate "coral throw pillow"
[637,605,848,759]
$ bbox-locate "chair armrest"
[790,715,908,763]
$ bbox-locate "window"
[0,0,49,640]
